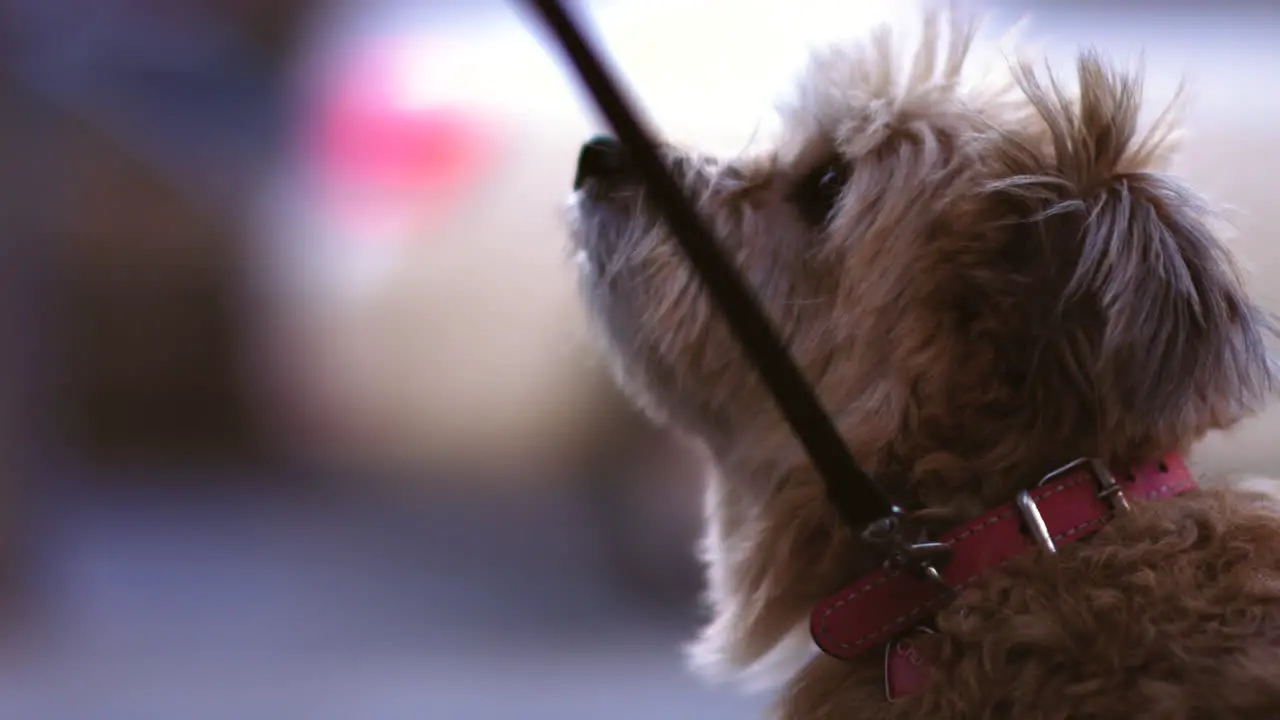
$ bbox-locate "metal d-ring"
[862,514,955,594]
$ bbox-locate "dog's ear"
[988,53,1275,459]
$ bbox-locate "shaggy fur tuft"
[570,9,1280,718]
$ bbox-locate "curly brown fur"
[569,10,1280,719]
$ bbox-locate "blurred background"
[0,0,1276,717]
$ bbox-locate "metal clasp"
[1016,457,1131,555]
[862,513,954,594]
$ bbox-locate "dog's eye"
[791,159,850,226]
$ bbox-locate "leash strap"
[517,0,898,530]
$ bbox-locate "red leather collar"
[811,454,1198,663]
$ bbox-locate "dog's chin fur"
[571,9,1280,719]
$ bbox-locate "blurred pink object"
[305,36,501,229]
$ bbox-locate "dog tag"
[884,626,937,702]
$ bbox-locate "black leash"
[516,0,903,532]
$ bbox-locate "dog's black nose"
[574,134,629,190]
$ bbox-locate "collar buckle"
[1016,458,1132,555]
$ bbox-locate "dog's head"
[569,13,1275,687]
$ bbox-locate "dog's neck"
[682,412,1212,693]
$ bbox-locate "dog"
[569,10,1280,719]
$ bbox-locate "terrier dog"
[569,11,1280,719]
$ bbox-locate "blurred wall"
[0,68,42,623]
[0,0,321,470]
